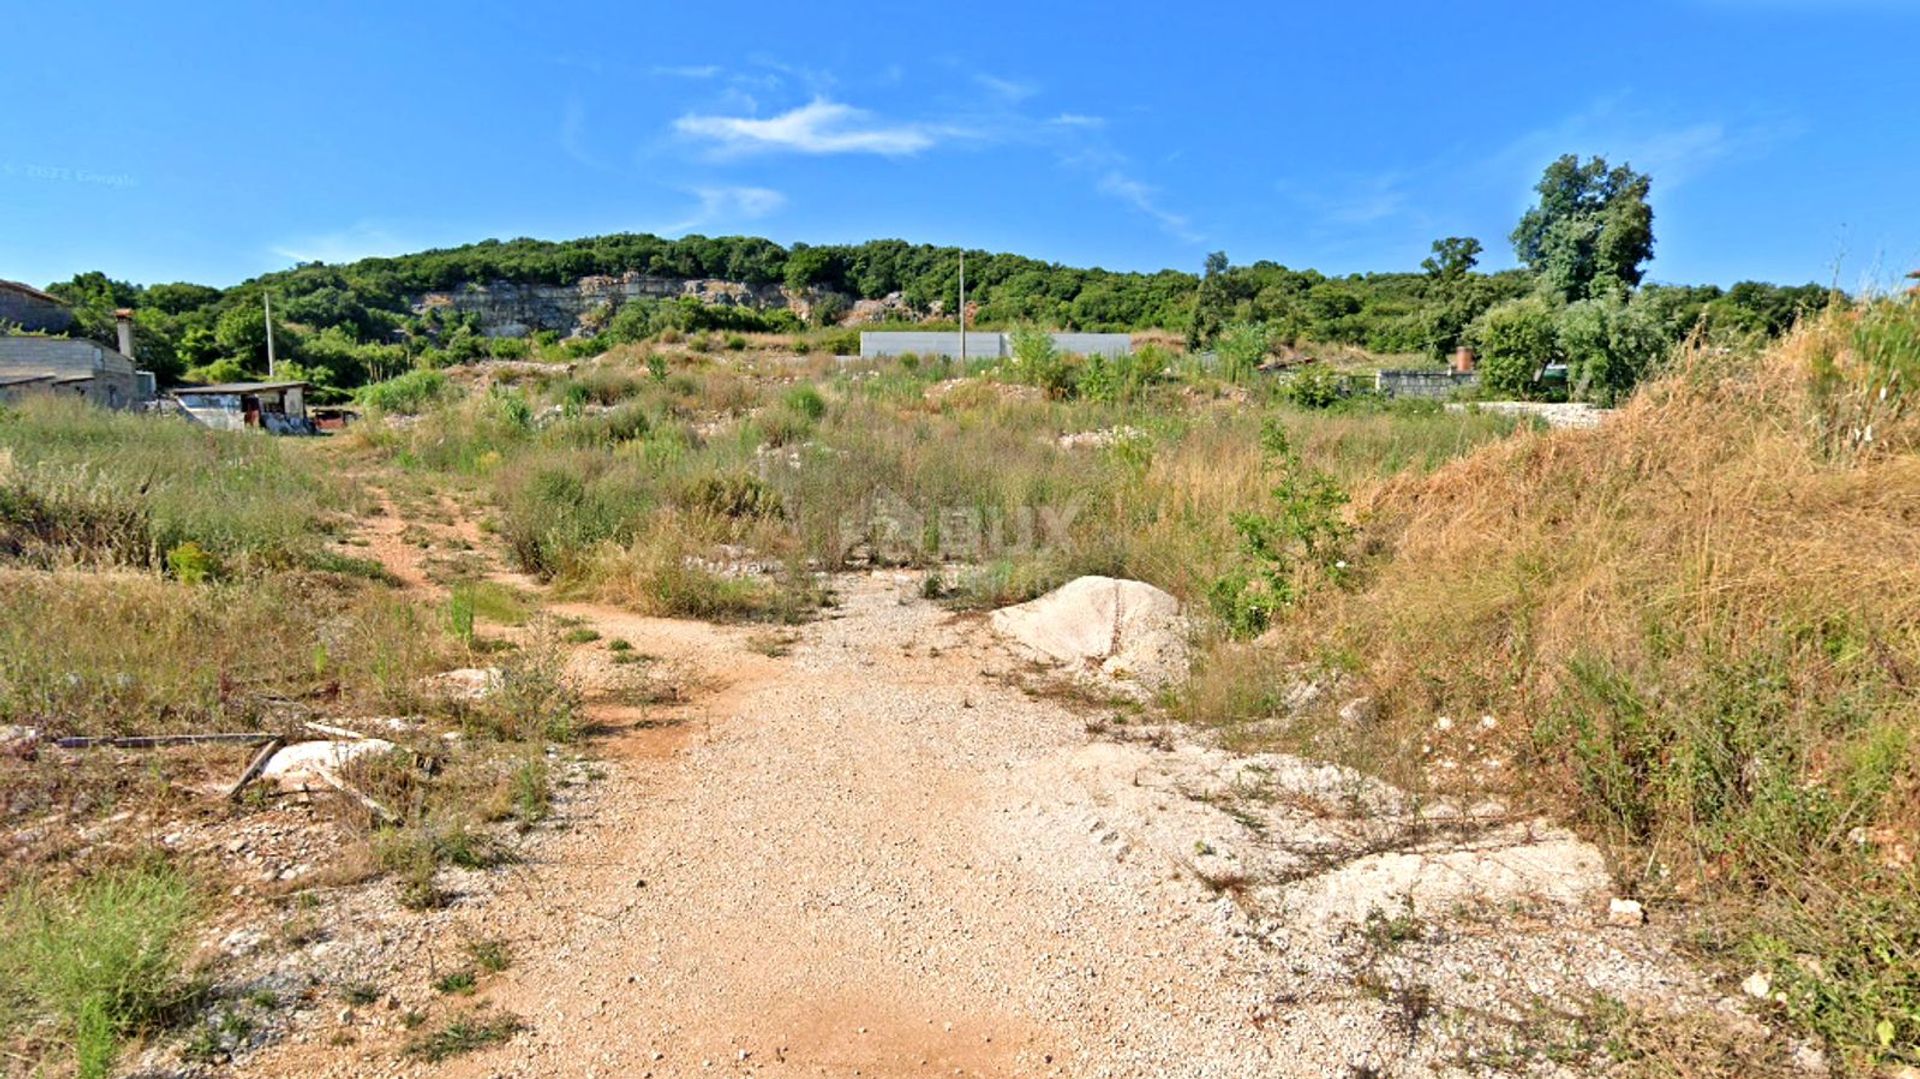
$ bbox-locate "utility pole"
[958,248,967,367]
[263,292,277,379]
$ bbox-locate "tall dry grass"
[1216,300,1920,1072]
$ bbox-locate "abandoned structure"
[170,380,315,433]
[0,279,75,334]
[0,295,154,408]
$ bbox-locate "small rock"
[1606,897,1646,927]
[1336,697,1378,726]
[1789,1041,1830,1075]
[1741,971,1773,1000]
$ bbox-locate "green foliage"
[164,541,218,584]
[1007,326,1071,397]
[0,859,200,1079]
[1472,296,1563,397]
[356,369,452,414]
[1557,297,1668,405]
[403,1009,526,1062]
[783,384,828,422]
[1214,322,1271,383]
[1207,421,1352,637]
[1278,364,1347,409]
[0,397,345,573]
[1512,155,1656,303]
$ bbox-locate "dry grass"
[1219,301,1920,1073]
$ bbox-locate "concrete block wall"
[1376,369,1479,400]
[859,331,1132,360]
[0,287,74,334]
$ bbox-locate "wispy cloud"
[1277,171,1416,226]
[975,74,1037,102]
[1048,113,1105,129]
[1493,97,1802,192]
[662,185,787,234]
[271,223,418,266]
[651,64,721,79]
[1098,171,1201,243]
[558,98,602,169]
[675,98,936,157]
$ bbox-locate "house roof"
[171,380,311,395]
[0,280,69,307]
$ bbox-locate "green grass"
[0,859,200,1079]
[402,1008,526,1062]
[0,396,352,573]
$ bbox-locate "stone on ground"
[989,575,1189,691]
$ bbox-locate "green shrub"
[1278,364,1347,409]
[356,369,453,414]
[1008,326,1074,398]
[1557,297,1667,405]
[784,384,828,422]
[0,859,200,1079]
[1472,296,1562,398]
[1215,322,1272,384]
[1206,421,1352,637]
[165,540,219,584]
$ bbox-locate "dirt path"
[247,486,1742,1079]
[387,571,1723,1079]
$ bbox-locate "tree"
[1471,296,1561,397]
[1556,297,1667,405]
[1189,252,1234,348]
[1511,155,1654,302]
[1421,236,1483,282]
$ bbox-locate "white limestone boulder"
[989,576,1190,693]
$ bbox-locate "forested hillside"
[31,156,1834,400]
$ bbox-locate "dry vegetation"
[3,301,1916,1074]
[1197,301,1920,1073]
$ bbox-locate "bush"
[357,369,453,414]
[1472,295,1562,398]
[0,859,200,1079]
[1205,421,1352,637]
[784,384,828,422]
[1007,326,1073,398]
[1557,297,1667,405]
[1278,364,1347,409]
[1215,322,1272,384]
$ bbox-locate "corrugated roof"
[171,380,311,395]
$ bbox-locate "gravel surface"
[226,571,1746,1079]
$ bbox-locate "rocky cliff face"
[411,273,788,337]
[412,272,922,338]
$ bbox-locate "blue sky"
[2,0,1916,291]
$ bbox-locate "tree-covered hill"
[32,183,1834,399]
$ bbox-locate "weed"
[0,858,200,1079]
[433,969,477,995]
[337,982,381,1007]
[466,938,512,973]
[402,1008,526,1062]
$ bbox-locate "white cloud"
[1048,113,1105,129]
[271,223,417,266]
[675,98,935,157]
[1277,171,1416,226]
[1098,172,1201,243]
[651,64,721,79]
[663,186,787,234]
[558,98,601,169]
[975,74,1037,102]
[1494,98,1802,193]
